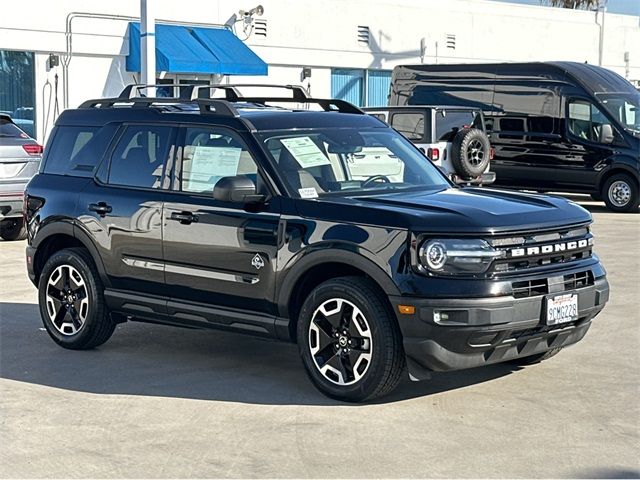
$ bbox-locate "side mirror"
[599,123,614,144]
[213,176,267,204]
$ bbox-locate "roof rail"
[78,96,239,117]
[79,83,363,115]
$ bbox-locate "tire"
[590,193,602,202]
[38,247,116,350]
[297,277,405,402]
[602,173,639,213]
[0,218,27,241]
[508,347,562,366]
[451,128,491,178]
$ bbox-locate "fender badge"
[251,254,265,270]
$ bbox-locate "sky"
[489,0,640,16]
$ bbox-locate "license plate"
[546,293,578,325]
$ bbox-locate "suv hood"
[298,187,591,234]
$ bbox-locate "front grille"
[511,269,594,298]
[489,225,593,274]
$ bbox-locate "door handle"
[88,202,112,216]
[170,211,199,225]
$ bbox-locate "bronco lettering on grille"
[509,239,590,258]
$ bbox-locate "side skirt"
[104,289,290,340]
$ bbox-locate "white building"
[1,0,639,143]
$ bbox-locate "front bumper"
[390,276,609,378]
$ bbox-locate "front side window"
[257,127,449,198]
[108,125,172,188]
[390,113,425,141]
[596,92,640,138]
[179,127,258,194]
[568,100,613,143]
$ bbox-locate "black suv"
[25,84,610,402]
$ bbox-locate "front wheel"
[38,248,116,350]
[297,277,405,402]
[602,173,639,213]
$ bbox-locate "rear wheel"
[38,248,115,350]
[297,277,405,402]
[509,347,562,366]
[602,173,639,213]
[0,218,27,241]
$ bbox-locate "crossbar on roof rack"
[78,96,239,117]
[79,84,363,115]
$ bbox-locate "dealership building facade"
[1,0,639,143]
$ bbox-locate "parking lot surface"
[1,195,639,479]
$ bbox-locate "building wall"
[0,0,638,142]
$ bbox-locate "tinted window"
[435,110,481,141]
[0,117,28,139]
[108,125,172,188]
[179,127,258,194]
[43,126,100,177]
[568,100,610,143]
[390,113,424,141]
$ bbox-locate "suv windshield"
[435,110,483,141]
[596,92,640,137]
[0,117,28,138]
[257,127,450,197]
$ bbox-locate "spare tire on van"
[450,128,491,179]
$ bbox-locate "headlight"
[418,239,505,275]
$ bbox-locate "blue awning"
[126,23,267,76]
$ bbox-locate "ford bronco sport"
[25,84,609,402]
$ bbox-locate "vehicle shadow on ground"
[0,302,522,406]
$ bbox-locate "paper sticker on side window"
[298,187,319,199]
[280,137,331,168]
[184,146,242,192]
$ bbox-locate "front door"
[162,125,281,329]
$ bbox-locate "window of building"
[179,127,258,194]
[331,69,392,108]
[108,125,173,188]
[0,50,36,139]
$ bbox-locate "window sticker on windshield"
[298,187,319,199]
[185,146,242,191]
[280,137,331,168]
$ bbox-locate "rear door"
[77,123,176,302]
[162,125,282,325]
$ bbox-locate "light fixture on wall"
[228,5,265,40]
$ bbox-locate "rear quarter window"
[43,125,116,177]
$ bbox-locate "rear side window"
[0,117,29,139]
[43,126,101,177]
[108,125,172,189]
[390,113,424,141]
